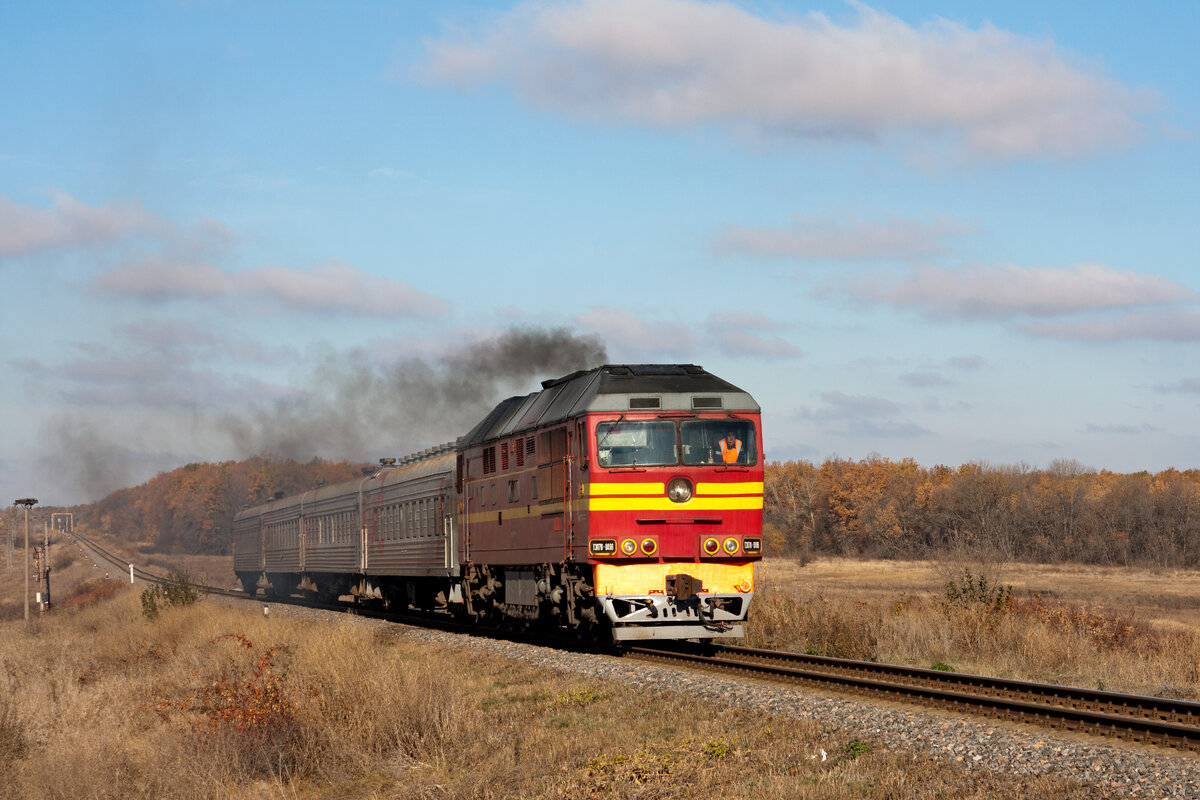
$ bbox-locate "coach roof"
[460,364,759,448]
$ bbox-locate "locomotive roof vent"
[691,396,723,409]
[379,457,397,467]
[629,396,661,410]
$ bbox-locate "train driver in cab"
[719,431,743,464]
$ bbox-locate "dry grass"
[0,584,1108,799]
[752,557,1200,697]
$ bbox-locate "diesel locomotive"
[232,364,763,641]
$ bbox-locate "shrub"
[555,686,602,706]
[943,568,1012,614]
[1015,595,1162,656]
[840,739,871,760]
[703,735,736,760]
[143,633,318,777]
[60,578,120,610]
[141,570,203,620]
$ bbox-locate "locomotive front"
[578,365,763,640]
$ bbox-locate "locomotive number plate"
[589,539,617,555]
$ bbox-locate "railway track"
[64,530,244,598]
[62,529,1200,751]
[628,642,1200,751]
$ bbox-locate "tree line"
[79,457,367,554]
[73,454,1200,566]
[765,457,1200,568]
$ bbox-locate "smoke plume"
[220,326,608,461]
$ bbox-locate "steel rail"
[66,530,159,581]
[714,644,1200,727]
[627,643,1200,751]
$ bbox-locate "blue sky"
[2,0,1198,505]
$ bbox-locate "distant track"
[64,530,243,597]
[628,642,1200,752]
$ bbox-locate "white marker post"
[129,563,134,584]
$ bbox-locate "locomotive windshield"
[595,418,757,467]
[681,419,756,465]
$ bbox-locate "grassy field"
[2,537,1197,795]
[0,585,1104,799]
[750,557,1200,698]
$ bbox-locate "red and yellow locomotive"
[233,364,763,642]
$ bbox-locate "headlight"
[723,537,739,555]
[702,537,720,555]
[640,538,658,556]
[667,477,693,503]
[621,538,638,556]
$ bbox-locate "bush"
[143,633,317,778]
[141,570,203,620]
[61,578,120,610]
[943,568,1012,614]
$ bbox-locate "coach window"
[507,479,519,503]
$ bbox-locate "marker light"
[702,537,721,556]
[723,537,740,555]
[640,538,658,556]
[621,538,638,556]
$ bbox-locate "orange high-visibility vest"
[720,438,742,464]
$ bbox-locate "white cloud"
[0,189,161,257]
[715,213,973,259]
[1157,378,1200,394]
[420,0,1153,160]
[93,259,449,317]
[703,311,804,358]
[901,370,950,387]
[574,307,804,360]
[799,390,931,438]
[1024,310,1200,341]
[93,259,230,300]
[805,390,901,421]
[239,261,447,316]
[1085,423,1159,434]
[574,305,695,354]
[846,262,1195,319]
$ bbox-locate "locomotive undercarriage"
[459,562,609,639]
[240,562,749,643]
